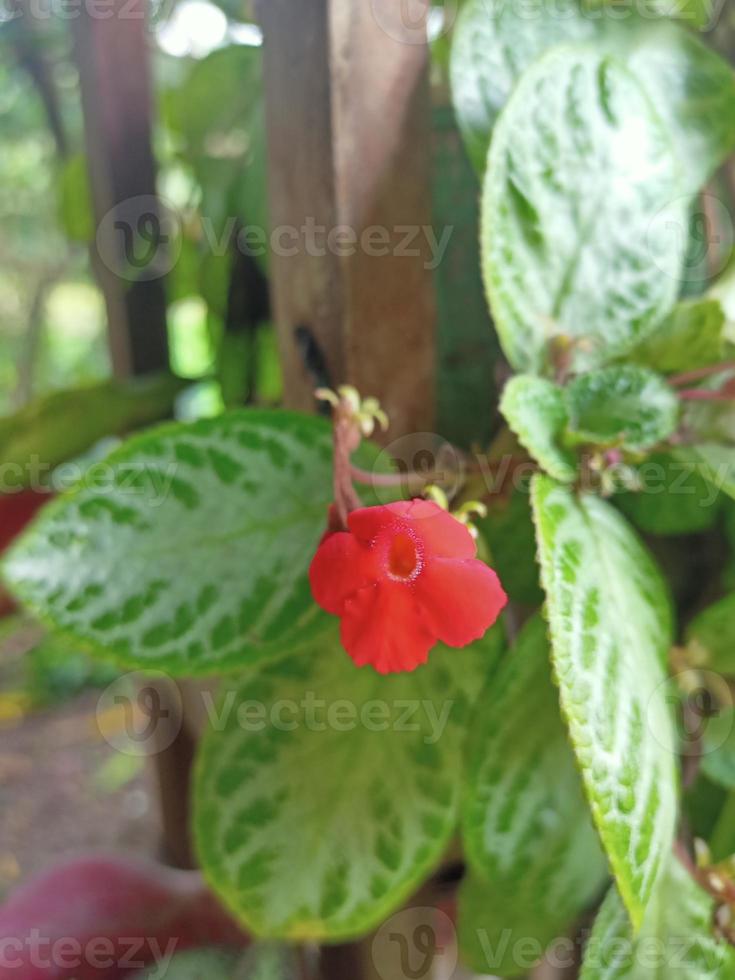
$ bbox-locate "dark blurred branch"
[222,232,270,404]
[73,0,169,376]
[6,1,68,158]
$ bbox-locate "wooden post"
[258,2,437,976]
[73,1,194,870]
[73,0,169,377]
[258,0,436,438]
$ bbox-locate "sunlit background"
[0,0,270,420]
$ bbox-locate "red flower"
[309,500,507,674]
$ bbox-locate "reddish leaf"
[0,854,248,979]
[0,491,53,618]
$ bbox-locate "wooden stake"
[73,0,169,377]
[258,0,436,439]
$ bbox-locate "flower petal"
[403,500,477,559]
[416,558,507,647]
[348,500,476,559]
[309,532,372,616]
[340,582,436,674]
[347,503,409,543]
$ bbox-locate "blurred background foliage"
[0,0,276,420]
[2,0,735,708]
[0,0,484,711]
[0,0,491,427]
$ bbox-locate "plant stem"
[670,362,735,387]
[678,389,735,402]
[350,463,429,490]
[331,410,363,528]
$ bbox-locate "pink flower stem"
[670,362,735,388]
[678,389,735,402]
[333,414,363,529]
[349,464,429,489]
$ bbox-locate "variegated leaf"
[3,410,335,675]
[460,615,608,976]
[531,475,678,928]
[194,628,499,940]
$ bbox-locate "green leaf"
[0,374,187,481]
[687,593,735,677]
[482,46,686,374]
[193,629,496,941]
[133,948,242,979]
[623,20,735,194]
[701,708,735,790]
[162,45,269,274]
[616,453,721,536]
[565,367,680,452]
[459,616,607,977]
[681,388,735,446]
[3,410,336,676]
[163,45,262,154]
[580,855,735,979]
[450,0,596,173]
[629,299,726,374]
[531,475,678,928]
[674,446,735,502]
[238,943,300,980]
[500,376,577,482]
[57,153,94,243]
[712,256,735,330]
[638,0,716,29]
[451,0,735,192]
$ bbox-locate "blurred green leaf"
[687,592,735,676]
[701,709,735,790]
[500,375,576,482]
[57,153,94,244]
[0,373,186,482]
[162,45,269,273]
[675,445,735,502]
[565,366,680,452]
[630,299,726,374]
[451,0,735,193]
[133,948,242,979]
[616,453,721,535]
